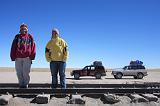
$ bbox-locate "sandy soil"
[6,95,160,106]
[0,68,160,84]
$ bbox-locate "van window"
[131,66,137,70]
[128,66,131,70]
[138,66,145,69]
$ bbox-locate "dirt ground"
[7,96,160,106]
[0,68,160,106]
[0,68,160,84]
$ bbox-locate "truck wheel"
[134,76,137,79]
[115,73,122,79]
[137,73,144,79]
[95,73,101,79]
[74,73,80,80]
[114,75,117,79]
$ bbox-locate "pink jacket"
[10,34,36,61]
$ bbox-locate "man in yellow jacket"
[45,28,69,88]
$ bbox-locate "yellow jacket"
[45,37,69,62]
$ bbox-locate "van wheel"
[74,73,80,80]
[95,73,101,79]
[115,73,122,79]
[137,73,144,79]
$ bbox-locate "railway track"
[0,83,160,95]
[0,82,160,88]
[0,88,160,94]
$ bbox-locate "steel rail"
[0,88,160,95]
[0,83,160,88]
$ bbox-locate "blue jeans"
[50,61,66,88]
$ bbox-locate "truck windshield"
[83,66,88,70]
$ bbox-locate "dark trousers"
[50,61,66,88]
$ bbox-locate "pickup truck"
[70,65,106,79]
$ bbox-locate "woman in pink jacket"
[10,24,36,88]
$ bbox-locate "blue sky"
[0,0,160,68]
